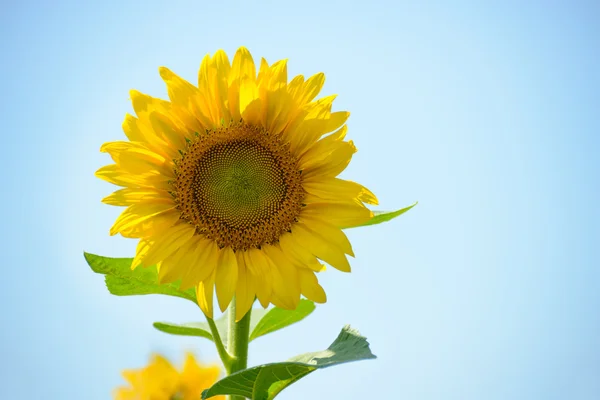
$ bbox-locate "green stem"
[227,297,252,400]
[205,315,234,373]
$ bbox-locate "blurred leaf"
[352,202,417,228]
[202,325,376,400]
[83,252,196,303]
[249,299,315,342]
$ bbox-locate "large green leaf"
[153,301,313,343]
[351,202,417,228]
[249,299,315,341]
[83,252,196,303]
[202,325,376,400]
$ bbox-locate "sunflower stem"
[227,296,252,400]
[205,315,234,373]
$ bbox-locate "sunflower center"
[194,140,286,227]
[174,123,304,251]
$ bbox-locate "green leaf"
[153,321,214,341]
[83,252,196,303]
[153,301,312,343]
[352,202,417,228]
[249,299,315,342]
[202,325,376,400]
[154,310,253,344]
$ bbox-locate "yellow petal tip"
[128,89,142,100]
[158,66,173,79]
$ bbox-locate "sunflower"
[114,353,223,400]
[97,47,378,320]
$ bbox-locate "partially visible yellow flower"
[114,353,223,400]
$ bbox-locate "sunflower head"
[113,353,223,400]
[97,47,378,320]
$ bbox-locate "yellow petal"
[301,140,356,179]
[158,67,211,129]
[303,202,374,229]
[120,148,171,175]
[266,59,288,91]
[158,66,197,105]
[255,275,272,309]
[121,113,178,159]
[179,238,219,290]
[239,77,261,125]
[179,353,222,399]
[95,164,172,190]
[235,254,256,321]
[286,74,305,109]
[132,239,152,269]
[157,242,190,284]
[113,387,136,400]
[119,210,180,239]
[109,201,176,236]
[299,125,348,169]
[257,57,270,87]
[101,141,133,163]
[296,108,348,156]
[298,72,325,106]
[245,248,272,276]
[157,235,216,285]
[142,223,196,267]
[227,79,241,121]
[290,224,351,272]
[94,164,131,188]
[230,46,256,82]
[278,232,322,271]
[129,89,171,119]
[303,177,378,206]
[147,356,180,394]
[106,145,175,178]
[228,47,256,121]
[298,269,327,304]
[197,54,220,124]
[197,269,216,318]
[101,188,170,206]
[246,249,273,308]
[297,215,354,256]
[148,111,186,150]
[263,245,300,309]
[265,88,293,135]
[211,50,232,81]
[215,247,238,312]
[284,95,341,154]
[121,113,145,142]
[258,59,290,131]
[203,50,232,124]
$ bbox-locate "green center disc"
[193,140,286,229]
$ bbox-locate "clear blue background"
[1,1,598,399]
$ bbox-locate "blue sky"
[1,1,599,399]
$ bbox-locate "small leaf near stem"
[249,299,315,342]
